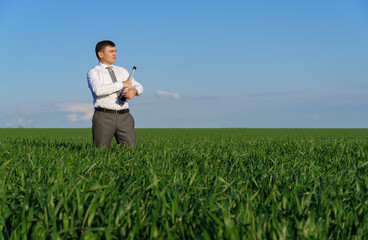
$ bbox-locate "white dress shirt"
[87,63,143,110]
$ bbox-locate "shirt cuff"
[117,82,124,90]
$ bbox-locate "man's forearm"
[89,81,123,97]
[132,82,143,96]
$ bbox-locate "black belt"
[95,107,129,114]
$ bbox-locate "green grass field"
[0,128,368,239]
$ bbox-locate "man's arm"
[123,78,143,100]
[87,69,132,97]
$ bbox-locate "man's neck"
[99,60,113,66]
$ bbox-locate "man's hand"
[122,81,132,89]
[123,88,137,100]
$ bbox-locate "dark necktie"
[106,66,125,104]
[106,66,117,82]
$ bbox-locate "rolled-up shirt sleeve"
[87,69,123,97]
[132,77,144,96]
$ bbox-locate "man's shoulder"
[88,64,102,73]
[112,65,127,71]
[87,64,127,75]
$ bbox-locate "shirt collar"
[99,62,114,69]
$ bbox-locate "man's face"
[98,46,117,65]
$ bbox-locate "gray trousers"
[92,111,136,147]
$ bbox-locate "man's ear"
[98,51,104,59]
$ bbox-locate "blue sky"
[0,0,367,128]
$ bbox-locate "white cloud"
[58,102,94,121]
[156,90,181,99]
[310,115,321,120]
[1,102,94,127]
[6,118,31,127]
[66,114,78,122]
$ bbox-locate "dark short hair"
[95,40,115,59]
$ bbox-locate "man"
[87,40,143,147]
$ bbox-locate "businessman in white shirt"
[87,40,143,147]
